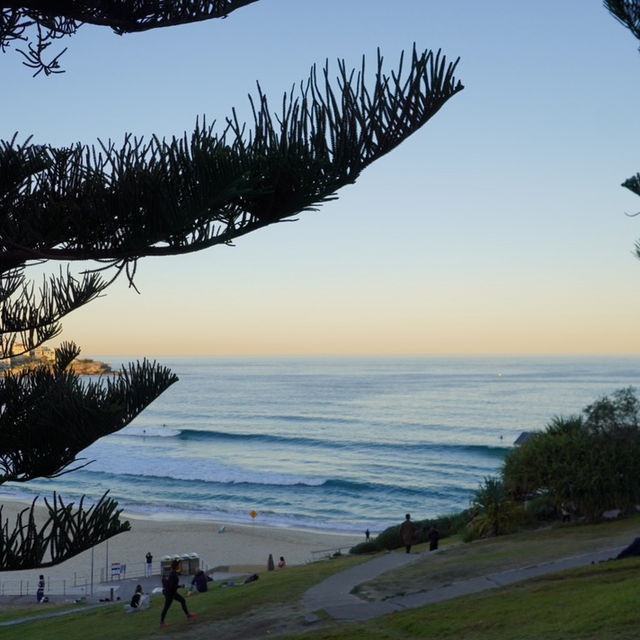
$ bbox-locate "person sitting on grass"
[131,584,144,608]
[191,569,212,593]
[160,560,197,628]
[124,584,150,612]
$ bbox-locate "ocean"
[4,356,640,534]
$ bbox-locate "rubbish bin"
[188,553,200,574]
[161,556,173,577]
[180,554,191,575]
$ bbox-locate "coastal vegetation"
[503,387,640,524]
[353,387,640,554]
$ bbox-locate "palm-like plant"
[468,476,520,538]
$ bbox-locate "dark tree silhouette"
[0,1,464,569]
[604,1,640,245]
[606,0,640,42]
[1,1,259,75]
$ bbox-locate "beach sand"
[0,497,363,594]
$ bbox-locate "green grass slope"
[2,518,640,639]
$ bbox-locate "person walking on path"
[160,559,197,627]
[428,525,440,551]
[145,551,153,577]
[400,513,416,554]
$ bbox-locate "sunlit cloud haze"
[5,0,640,357]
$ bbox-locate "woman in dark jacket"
[191,569,211,593]
[160,560,197,627]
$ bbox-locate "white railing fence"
[0,558,211,596]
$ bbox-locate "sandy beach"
[0,497,363,595]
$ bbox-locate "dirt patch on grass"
[162,602,333,640]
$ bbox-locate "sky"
[3,0,640,358]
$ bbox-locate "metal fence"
[0,574,92,597]
[0,558,210,596]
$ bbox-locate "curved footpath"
[0,545,626,629]
[301,544,625,622]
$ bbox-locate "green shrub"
[350,540,380,554]
[503,388,640,524]
[524,495,558,523]
[466,476,521,538]
[350,512,470,554]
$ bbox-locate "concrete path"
[301,545,624,622]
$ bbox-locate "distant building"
[514,431,537,446]
[8,343,31,368]
[33,346,55,361]
[6,344,55,369]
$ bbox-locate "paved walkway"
[301,544,624,621]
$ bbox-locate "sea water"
[3,356,639,534]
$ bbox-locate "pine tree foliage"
[605,0,640,42]
[2,46,463,356]
[0,492,129,570]
[1,0,259,75]
[0,341,178,569]
[623,173,640,199]
[0,342,177,483]
[604,1,640,249]
[1,1,464,570]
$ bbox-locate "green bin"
[188,553,200,574]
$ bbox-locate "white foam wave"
[85,454,324,487]
[121,426,181,438]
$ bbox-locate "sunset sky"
[4,0,640,357]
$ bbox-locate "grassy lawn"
[0,602,84,623]
[2,518,640,639]
[288,559,640,640]
[0,554,367,640]
[356,517,640,601]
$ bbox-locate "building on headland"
[6,344,55,369]
[2,344,111,375]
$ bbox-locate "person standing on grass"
[160,559,197,627]
[428,525,440,551]
[36,574,45,602]
[400,513,416,554]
